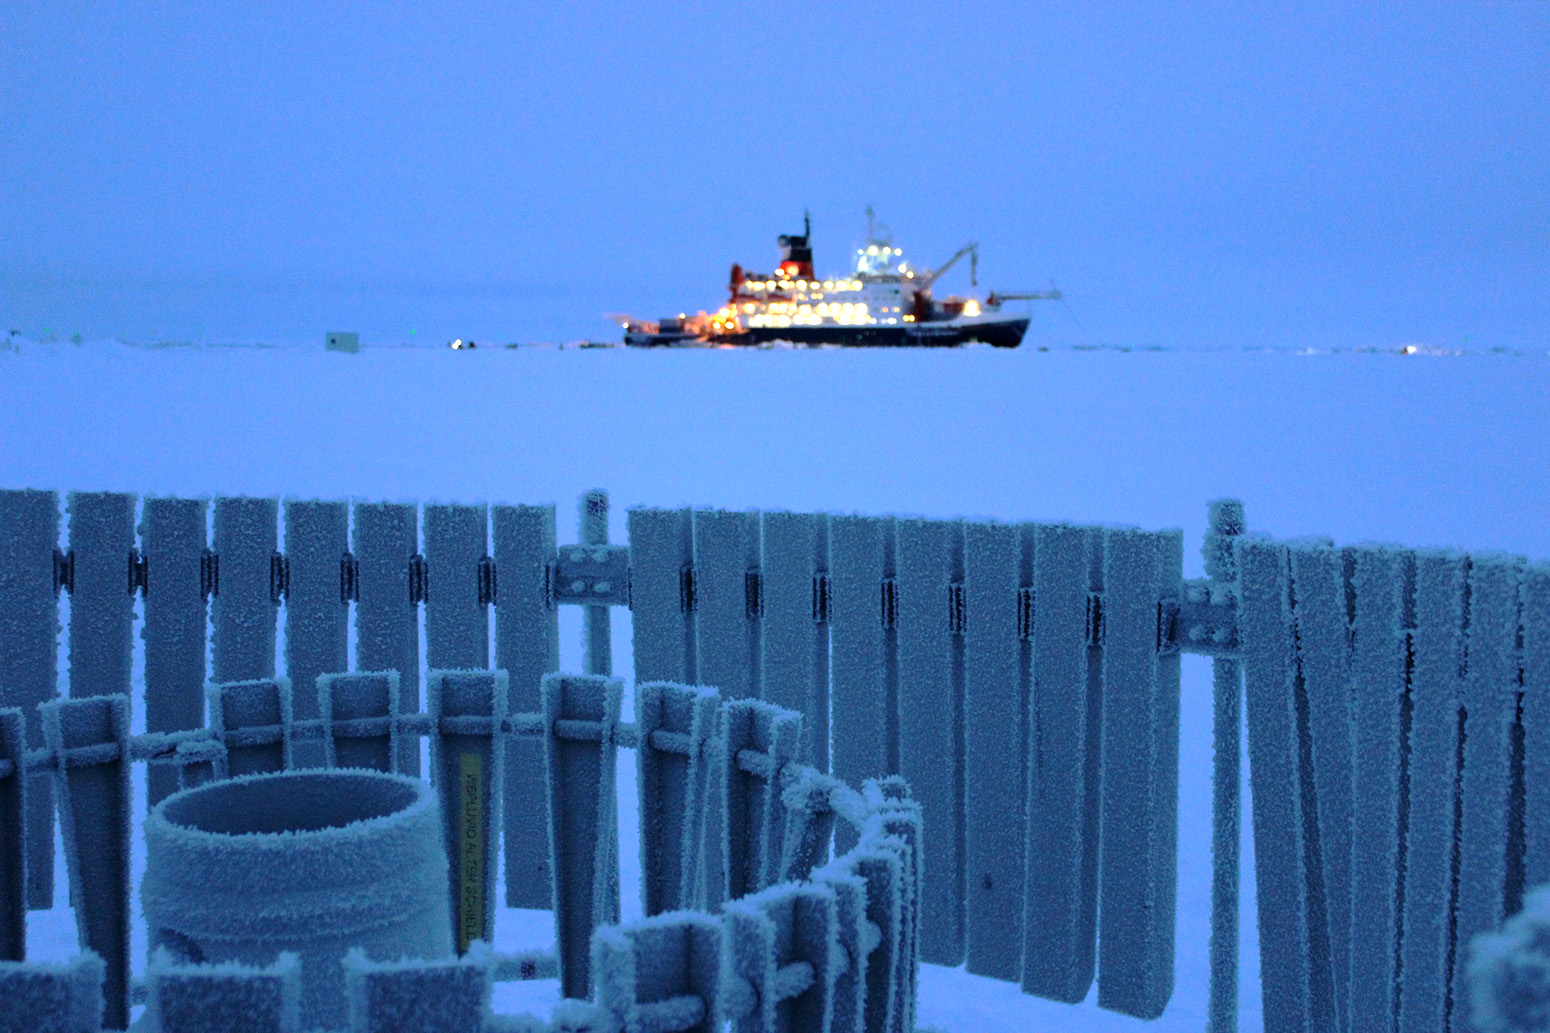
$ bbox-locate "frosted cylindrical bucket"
[142,769,454,1029]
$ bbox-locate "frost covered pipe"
[141,768,454,1030]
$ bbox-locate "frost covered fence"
[1221,530,1550,1033]
[0,669,921,1032]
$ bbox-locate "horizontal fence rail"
[2,487,1547,1033]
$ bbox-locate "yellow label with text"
[459,753,484,953]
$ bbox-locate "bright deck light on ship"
[823,281,833,289]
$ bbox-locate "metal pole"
[1205,499,1245,1033]
[581,490,611,676]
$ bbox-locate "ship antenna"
[804,207,811,240]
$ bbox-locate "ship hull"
[626,315,1030,349]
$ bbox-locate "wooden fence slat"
[1096,526,1182,1019]
[42,694,131,1029]
[1237,537,1318,1033]
[429,670,507,958]
[1346,547,1408,1033]
[282,500,348,770]
[637,682,719,917]
[542,673,622,999]
[0,489,61,908]
[211,497,278,683]
[1523,564,1550,890]
[493,504,558,911]
[352,502,420,776]
[1396,550,1468,1033]
[627,507,695,685]
[962,519,1029,982]
[424,504,489,672]
[140,497,208,807]
[829,516,894,855]
[759,511,830,770]
[1022,524,1102,1004]
[65,492,136,702]
[208,678,293,777]
[593,913,722,1033]
[724,882,841,1033]
[0,708,24,960]
[148,950,300,1033]
[1449,555,1523,1020]
[693,509,761,701]
[1286,542,1356,1033]
[317,671,399,773]
[894,517,964,966]
[722,699,803,902]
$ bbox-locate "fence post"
[424,504,490,672]
[723,881,841,1033]
[42,693,132,1030]
[812,866,870,1033]
[428,670,507,958]
[593,913,722,1033]
[543,672,623,999]
[0,488,61,909]
[637,682,720,917]
[207,678,294,778]
[1203,498,1244,1033]
[721,699,802,902]
[317,671,400,773]
[0,708,24,961]
[759,510,831,771]
[864,779,922,1033]
[65,492,136,701]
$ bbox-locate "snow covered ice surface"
[2,340,1547,1032]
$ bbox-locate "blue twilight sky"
[2,2,1546,348]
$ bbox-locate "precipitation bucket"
[142,768,454,1028]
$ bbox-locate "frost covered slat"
[208,678,294,777]
[894,516,965,966]
[140,497,208,807]
[692,509,761,700]
[0,709,24,961]
[211,497,279,682]
[1096,527,1182,1019]
[282,500,348,770]
[0,953,105,1033]
[867,788,923,1033]
[594,913,722,1033]
[424,504,489,671]
[637,682,719,916]
[841,845,903,1033]
[352,502,420,776]
[759,510,830,769]
[962,520,1028,981]
[1524,564,1550,889]
[493,503,558,911]
[813,867,869,1033]
[829,515,894,853]
[1449,555,1522,1018]
[429,670,507,958]
[542,673,622,999]
[1396,551,1467,1033]
[42,694,132,1030]
[627,507,696,685]
[723,882,840,1033]
[1286,541,1356,1033]
[0,489,61,908]
[1021,524,1102,1004]
[147,950,300,1033]
[723,699,802,901]
[66,492,136,700]
[343,947,491,1033]
[1345,547,1407,1033]
[1236,537,1318,1033]
[318,671,399,772]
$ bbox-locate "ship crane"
[984,287,1063,307]
[917,241,979,289]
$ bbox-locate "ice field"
[1,340,1547,1031]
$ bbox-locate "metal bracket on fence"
[745,569,764,620]
[408,553,428,604]
[948,581,966,635]
[549,544,630,607]
[1161,578,1239,657]
[200,549,218,599]
[477,555,497,606]
[339,551,359,603]
[129,549,148,598]
[53,547,74,595]
[812,573,831,623]
[881,577,898,629]
[270,552,289,605]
